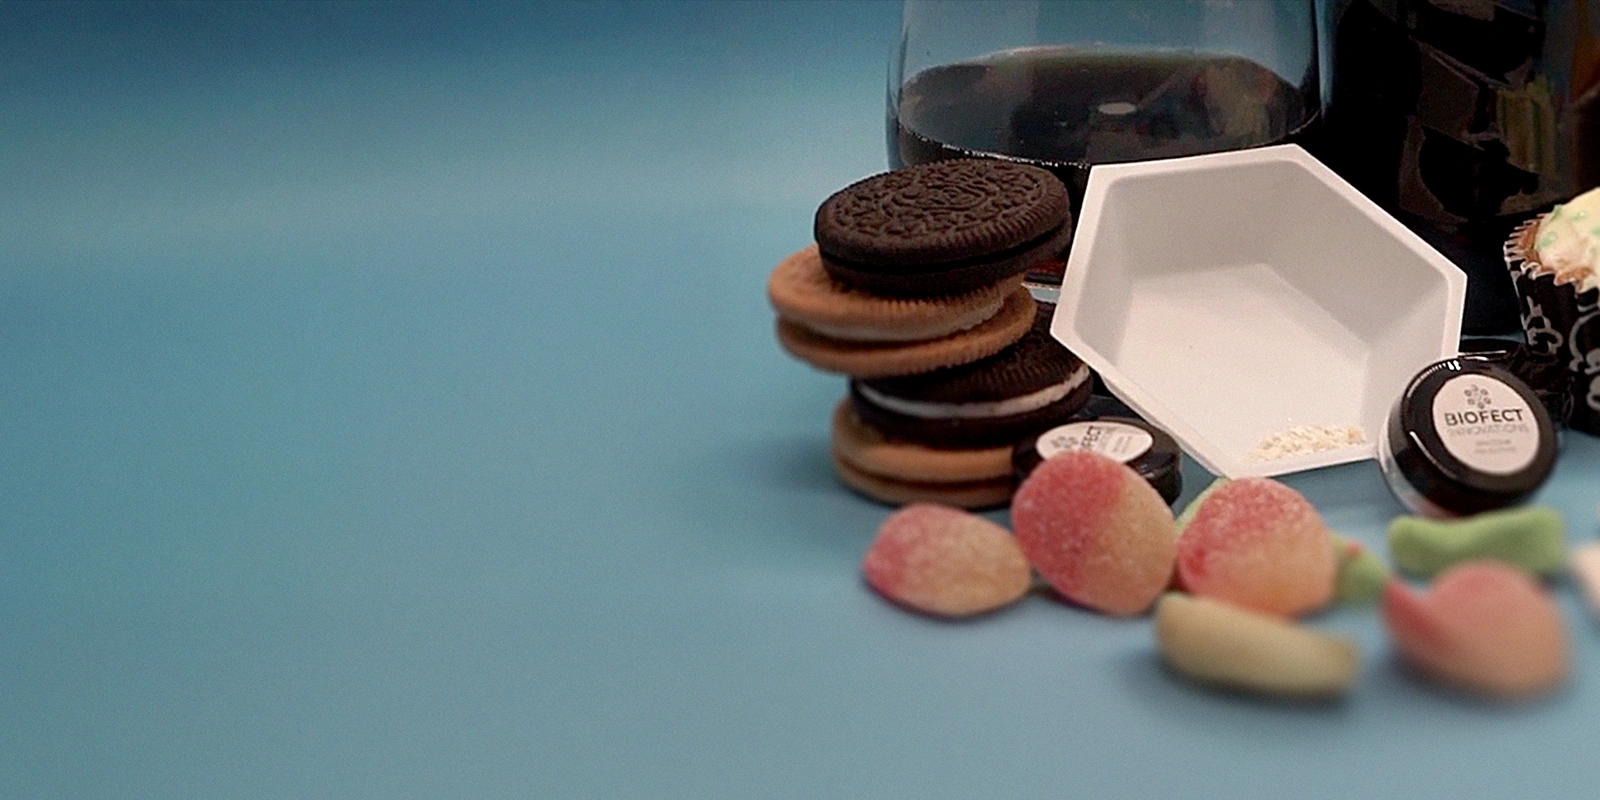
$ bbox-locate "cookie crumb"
[1247,424,1366,462]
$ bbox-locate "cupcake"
[1505,186,1600,434]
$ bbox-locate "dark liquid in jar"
[889,47,1317,280]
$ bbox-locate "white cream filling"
[860,364,1091,420]
[807,295,1005,342]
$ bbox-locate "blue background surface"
[2,2,1597,797]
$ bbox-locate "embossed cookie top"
[814,160,1070,267]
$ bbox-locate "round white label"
[1035,421,1154,464]
[1430,375,1540,475]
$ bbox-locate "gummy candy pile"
[861,451,1591,701]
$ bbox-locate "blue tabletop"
[3,2,1598,798]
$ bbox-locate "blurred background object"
[1323,0,1600,333]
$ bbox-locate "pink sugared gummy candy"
[1176,478,1335,617]
[862,503,1032,617]
[1383,560,1568,698]
[1011,450,1177,616]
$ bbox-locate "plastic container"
[1052,144,1467,478]
[1379,358,1557,518]
[1012,415,1182,505]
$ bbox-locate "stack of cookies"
[768,159,1097,509]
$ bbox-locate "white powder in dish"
[1247,424,1367,462]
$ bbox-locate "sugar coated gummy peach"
[862,503,1032,617]
[1011,450,1177,616]
[1383,560,1568,699]
[1175,478,1336,617]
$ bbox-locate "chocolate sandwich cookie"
[815,159,1071,296]
[830,400,1015,509]
[1079,392,1141,421]
[767,244,1024,342]
[848,303,1093,448]
[775,287,1035,378]
[1013,416,1183,505]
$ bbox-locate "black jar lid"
[1014,414,1182,505]
[1385,358,1556,515]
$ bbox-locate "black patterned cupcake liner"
[1505,218,1600,434]
[1458,337,1573,425]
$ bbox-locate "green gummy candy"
[1387,506,1566,578]
[1330,533,1389,605]
[1336,550,1389,605]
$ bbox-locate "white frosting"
[1535,186,1600,290]
[858,364,1091,420]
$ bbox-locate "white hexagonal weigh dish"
[1052,144,1466,479]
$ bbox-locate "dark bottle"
[1323,0,1600,334]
